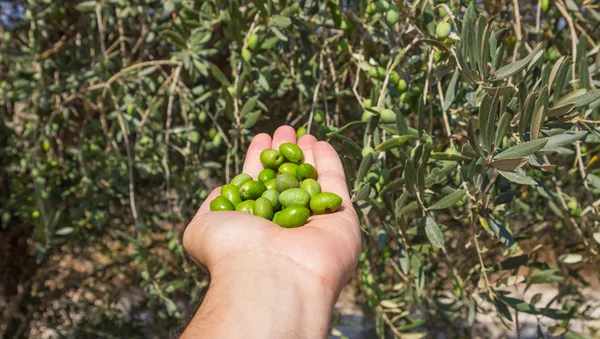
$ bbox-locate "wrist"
[183,251,336,338]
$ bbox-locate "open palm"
[183,126,361,295]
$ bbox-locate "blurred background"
[1,0,600,338]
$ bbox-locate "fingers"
[297,134,318,166]
[242,133,272,179]
[271,125,296,149]
[313,141,351,201]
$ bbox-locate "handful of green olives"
[210,142,343,228]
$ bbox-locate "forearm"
[181,253,336,339]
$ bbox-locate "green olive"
[300,178,321,197]
[264,178,277,190]
[261,189,281,209]
[362,146,374,158]
[366,0,390,15]
[279,188,311,208]
[380,109,396,124]
[272,211,282,224]
[397,79,408,93]
[188,131,200,144]
[236,200,254,214]
[368,66,386,81]
[436,22,451,39]
[438,6,448,18]
[386,8,399,26]
[241,49,252,63]
[258,168,277,183]
[309,192,343,214]
[230,173,253,187]
[253,197,274,220]
[260,149,285,169]
[296,125,307,138]
[279,142,304,164]
[389,70,400,85]
[210,196,235,211]
[248,34,258,51]
[275,206,311,228]
[366,171,380,185]
[276,173,300,192]
[279,163,299,176]
[239,180,267,200]
[221,184,242,206]
[296,163,318,180]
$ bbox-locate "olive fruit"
[253,197,274,220]
[239,180,267,200]
[264,178,277,190]
[279,142,304,164]
[279,163,298,176]
[258,168,277,183]
[380,109,396,124]
[261,189,281,209]
[436,22,451,39]
[276,173,300,192]
[310,192,343,214]
[275,206,311,228]
[236,200,254,214]
[260,149,284,169]
[300,179,321,197]
[221,184,242,206]
[296,163,318,180]
[279,188,311,208]
[230,173,253,187]
[210,196,235,211]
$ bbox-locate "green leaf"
[269,15,292,28]
[496,295,573,320]
[209,62,231,86]
[270,27,288,41]
[495,112,512,148]
[493,44,544,80]
[528,268,564,284]
[243,110,262,129]
[540,131,587,151]
[240,95,259,117]
[579,54,590,89]
[396,110,409,135]
[405,159,418,197]
[443,70,460,111]
[494,139,548,159]
[468,117,485,157]
[424,214,445,248]
[374,135,414,151]
[428,189,466,210]
[557,89,600,108]
[498,169,538,186]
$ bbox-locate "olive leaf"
[424,214,445,248]
[498,168,538,186]
[489,158,528,171]
[493,44,544,80]
[428,189,466,210]
[494,138,548,159]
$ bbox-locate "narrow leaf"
[498,169,538,186]
[494,139,548,159]
[494,44,544,80]
[443,71,460,111]
[428,189,466,210]
[489,158,528,171]
[425,215,445,248]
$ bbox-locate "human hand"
[182,126,361,338]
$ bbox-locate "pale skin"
[181,126,361,339]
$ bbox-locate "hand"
[182,126,361,338]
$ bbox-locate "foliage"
[1,0,600,337]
